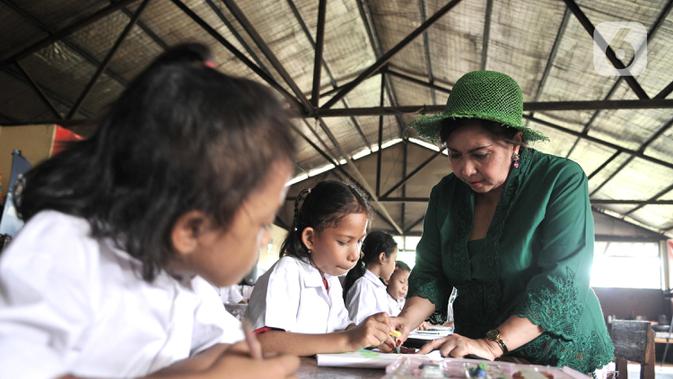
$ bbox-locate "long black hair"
[343,230,397,297]
[280,180,370,261]
[15,43,296,282]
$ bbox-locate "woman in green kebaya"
[392,71,614,374]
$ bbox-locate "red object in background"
[51,125,84,156]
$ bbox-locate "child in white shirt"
[343,231,398,324]
[246,181,394,356]
[0,43,298,379]
[387,261,411,316]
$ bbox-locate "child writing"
[246,180,394,356]
[343,230,398,324]
[387,261,411,317]
[0,43,298,379]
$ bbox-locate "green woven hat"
[412,71,548,143]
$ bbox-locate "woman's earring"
[512,152,520,169]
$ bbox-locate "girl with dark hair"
[246,180,394,356]
[343,230,398,324]
[387,261,411,316]
[0,43,299,378]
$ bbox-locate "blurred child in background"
[343,231,398,324]
[387,261,411,317]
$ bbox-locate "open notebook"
[316,349,443,368]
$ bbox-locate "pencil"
[389,330,402,353]
[241,319,262,360]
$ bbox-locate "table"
[297,357,384,379]
[655,331,673,344]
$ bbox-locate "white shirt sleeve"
[0,212,98,379]
[259,259,302,331]
[346,277,379,325]
[191,278,244,354]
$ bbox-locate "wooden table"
[296,357,384,379]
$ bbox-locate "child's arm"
[257,312,392,356]
[143,343,299,379]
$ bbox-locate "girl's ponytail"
[280,187,311,259]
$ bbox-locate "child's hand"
[346,312,392,350]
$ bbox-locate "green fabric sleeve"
[408,184,451,315]
[513,161,594,340]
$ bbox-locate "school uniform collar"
[295,256,338,288]
[363,269,386,288]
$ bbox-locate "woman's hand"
[346,312,393,351]
[417,333,502,360]
[377,316,412,353]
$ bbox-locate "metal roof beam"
[15,62,62,120]
[587,151,620,180]
[310,0,326,108]
[66,0,149,120]
[563,0,649,99]
[387,68,451,94]
[0,0,139,66]
[480,0,493,71]
[204,0,269,72]
[624,182,673,216]
[418,0,436,105]
[170,0,301,110]
[404,215,425,234]
[221,0,311,113]
[321,0,463,110]
[527,114,673,172]
[356,0,406,135]
[290,123,403,234]
[118,5,168,50]
[2,0,130,88]
[286,0,371,149]
[380,147,446,199]
[311,99,673,117]
[564,0,673,158]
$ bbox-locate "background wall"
[0,124,55,199]
[594,287,670,322]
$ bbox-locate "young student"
[343,231,398,324]
[387,261,411,317]
[0,43,299,379]
[246,180,394,356]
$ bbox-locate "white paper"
[407,327,453,341]
[316,350,443,368]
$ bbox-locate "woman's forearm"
[397,296,436,330]
[493,316,543,355]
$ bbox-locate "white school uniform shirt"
[246,255,352,333]
[0,211,243,379]
[217,285,244,304]
[388,294,405,316]
[345,269,393,324]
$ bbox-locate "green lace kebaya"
[408,148,614,374]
